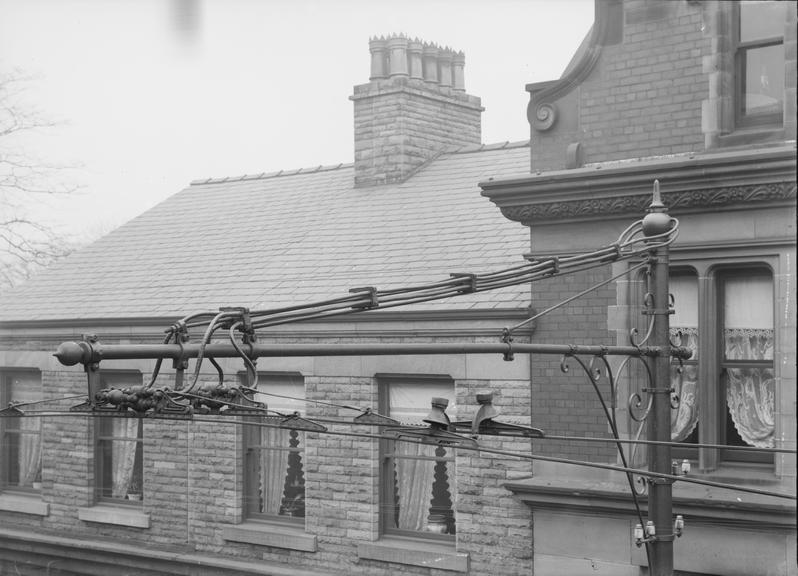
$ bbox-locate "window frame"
[668,269,700,461]
[664,263,777,472]
[0,369,43,494]
[93,370,145,506]
[240,371,306,525]
[733,1,786,130]
[377,373,457,541]
[715,268,775,464]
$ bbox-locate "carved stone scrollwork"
[499,182,797,224]
[529,100,557,132]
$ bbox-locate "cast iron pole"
[643,181,674,576]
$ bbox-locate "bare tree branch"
[0,69,80,292]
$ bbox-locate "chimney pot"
[452,51,466,91]
[387,35,409,77]
[408,39,423,80]
[438,49,453,88]
[369,37,388,80]
[353,35,482,187]
[422,44,439,83]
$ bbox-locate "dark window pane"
[383,378,456,537]
[97,417,143,501]
[2,372,42,489]
[741,44,785,118]
[244,375,305,521]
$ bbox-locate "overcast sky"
[0,0,594,241]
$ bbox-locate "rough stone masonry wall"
[455,379,534,576]
[0,340,535,576]
[353,77,482,187]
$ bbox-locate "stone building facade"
[482,1,797,575]
[0,34,540,576]
[1,2,796,575]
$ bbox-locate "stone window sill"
[357,536,468,573]
[716,126,786,148]
[504,469,794,529]
[223,520,317,552]
[78,504,150,528]
[0,493,49,516]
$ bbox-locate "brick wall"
[529,268,617,463]
[531,0,710,170]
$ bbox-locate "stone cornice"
[350,78,483,111]
[504,482,796,530]
[480,146,797,225]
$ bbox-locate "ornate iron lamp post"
[642,180,675,576]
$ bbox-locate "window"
[668,267,775,467]
[718,271,774,461]
[379,375,456,538]
[1,370,42,492]
[95,371,144,503]
[242,373,306,522]
[735,1,786,128]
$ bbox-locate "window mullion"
[698,272,720,471]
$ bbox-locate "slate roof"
[0,142,532,322]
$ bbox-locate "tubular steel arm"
[54,339,691,366]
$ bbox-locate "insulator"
[423,397,451,428]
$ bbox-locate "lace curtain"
[393,443,437,531]
[18,418,42,486]
[387,379,456,533]
[258,428,291,514]
[725,328,775,447]
[10,374,42,487]
[724,275,775,448]
[669,273,775,448]
[254,378,304,516]
[670,328,699,442]
[110,418,139,498]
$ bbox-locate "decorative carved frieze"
[500,181,797,223]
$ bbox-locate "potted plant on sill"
[31,468,42,491]
[126,476,142,501]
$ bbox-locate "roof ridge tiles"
[188,141,527,187]
[189,162,355,186]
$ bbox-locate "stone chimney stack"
[351,35,483,187]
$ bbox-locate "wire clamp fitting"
[450,273,477,294]
[349,286,379,309]
[501,328,514,361]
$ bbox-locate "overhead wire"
[27,213,795,520]
[9,409,795,502]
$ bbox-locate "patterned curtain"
[723,274,775,448]
[670,328,699,442]
[725,328,775,448]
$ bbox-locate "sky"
[0,0,594,242]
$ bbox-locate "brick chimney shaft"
[352,35,483,188]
